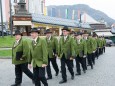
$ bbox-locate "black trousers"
[15,63,33,84]
[92,52,95,65]
[33,66,48,86]
[84,57,87,70]
[61,54,74,81]
[95,49,99,59]
[87,53,93,68]
[99,48,102,55]
[103,47,105,53]
[46,57,59,78]
[75,56,86,74]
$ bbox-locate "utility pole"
[0,0,4,37]
[9,0,13,37]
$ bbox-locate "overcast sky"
[46,0,115,20]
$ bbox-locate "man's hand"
[42,64,47,68]
[20,58,24,60]
[70,57,73,60]
[83,55,86,58]
[93,51,95,53]
[54,54,57,57]
[28,64,32,69]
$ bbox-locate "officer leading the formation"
[58,26,75,84]
[28,28,48,86]
[11,30,34,86]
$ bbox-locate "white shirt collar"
[77,39,80,42]
[16,38,21,43]
[34,36,38,42]
[16,40,20,43]
[48,36,51,40]
[64,35,68,38]
[84,37,87,40]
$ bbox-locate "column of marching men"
[11,26,106,86]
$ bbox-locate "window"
[21,5,25,9]
[14,0,17,3]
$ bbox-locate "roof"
[32,14,79,28]
[80,23,91,29]
[81,13,99,24]
[95,31,113,37]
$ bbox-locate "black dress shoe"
[83,70,86,73]
[91,66,93,69]
[59,80,67,84]
[32,80,35,84]
[71,75,74,80]
[60,70,62,73]
[11,83,21,86]
[93,62,95,65]
[87,64,90,66]
[47,77,52,80]
[75,73,81,75]
[55,71,59,76]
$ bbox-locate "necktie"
[78,40,80,44]
[33,40,36,45]
[64,36,66,42]
[47,37,50,43]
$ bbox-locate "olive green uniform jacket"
[29,37,48,68]
[12,38,29,65]
[58,35,75,59]
[45,36,58,58]
[86,37,94,54]
[92,38,98,51]
[98,39,103,48]
[102,38,106,46]
[74,39,87,57]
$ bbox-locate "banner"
[44,6,47,16]
[65,9,69,19]
[72,10,75,20]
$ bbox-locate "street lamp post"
[0,0,4,37]
[9,0,13,37]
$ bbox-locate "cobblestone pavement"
[0,47,115,86]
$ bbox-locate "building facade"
[0,0,10,30]
[0,0,44,30]
[28,0,45,15]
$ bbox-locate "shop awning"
[13,21,32,26]
[95,31,113,37]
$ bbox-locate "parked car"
[106,39,114,47]
[0,31,7,36]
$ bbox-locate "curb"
[0,47,12,48]
[0,57,12,59]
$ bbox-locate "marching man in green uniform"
[28,28,48,86]
[11,30,34,86]
[58,26,75,84]
[98,36,103,55]
[74,32,87,75]
[102,36,106,53]
[87,33,94,69]
[92,34,98,65]
[94,35,100,59]
[45,29,59,80]
[83,32,94,69]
